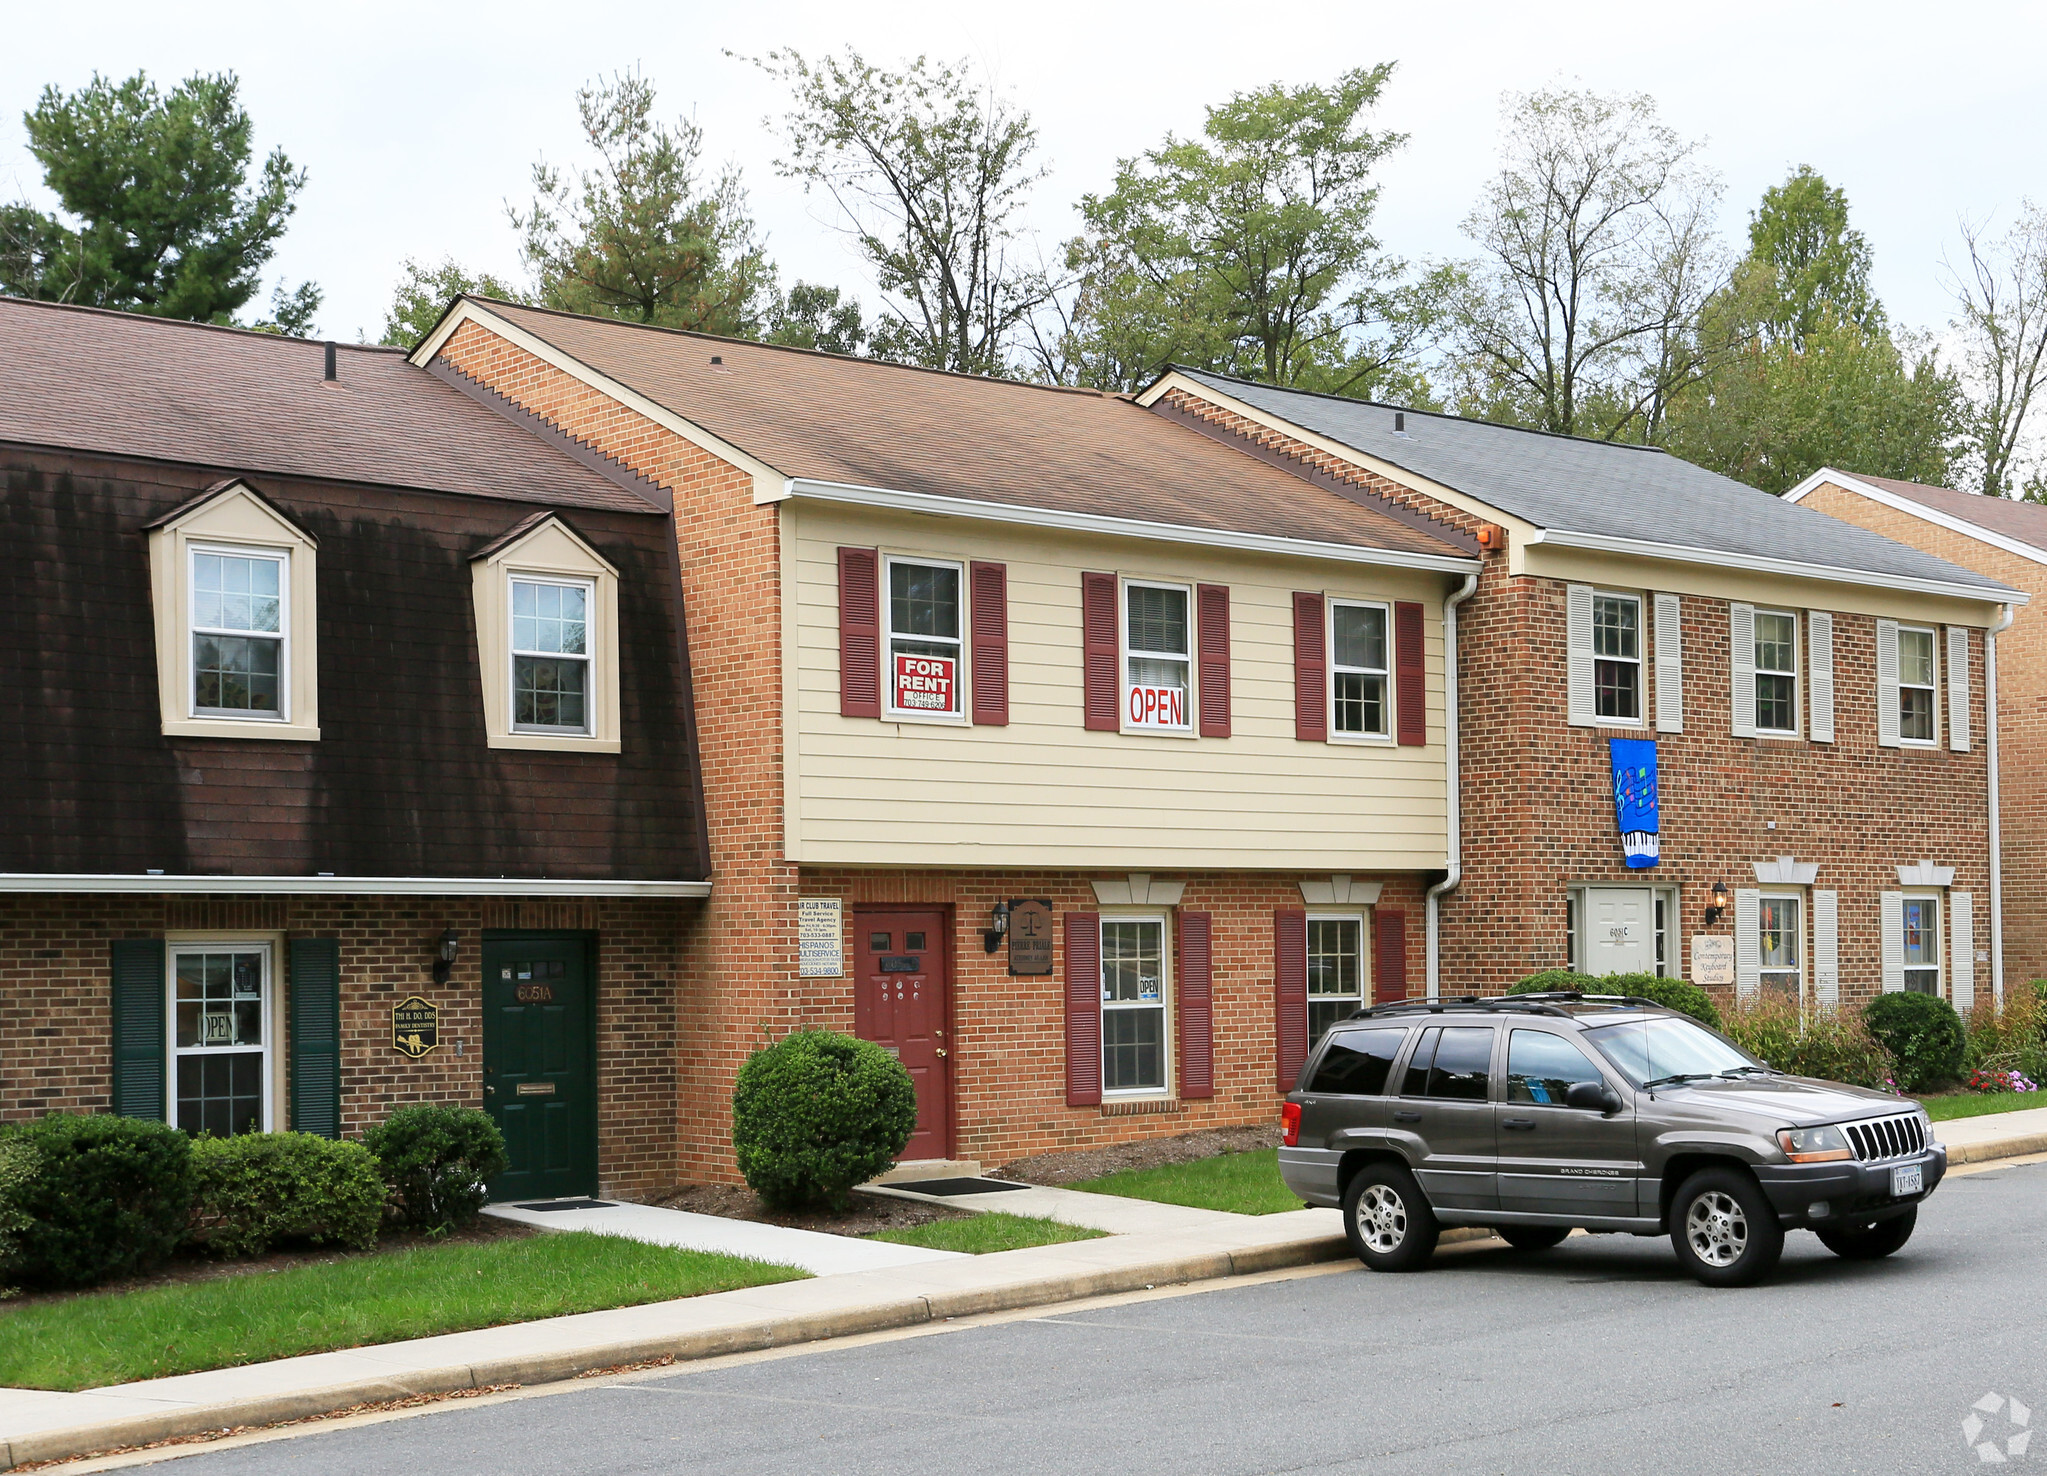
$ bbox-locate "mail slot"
[879,956,920,972]
[515,1081,557,1096]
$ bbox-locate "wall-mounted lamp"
[982,900,1011,954]
[432,928,459,984]
[1703,881,1730,927]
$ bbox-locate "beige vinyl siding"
[786,503,1451,869]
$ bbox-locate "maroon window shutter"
[838,547,881,718]
[1274,908,1309,1091]
[1197,584,1231,738]
[1065,912,1103,1106]
[1082,572,1120,732]
[1293,593,1327,742]
[1395,600,1426,746]
[1177,911,1215,1099]
[1375,908,1409,1003]
[970,560,1009,726]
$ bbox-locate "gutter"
[1425,572,1482,1000]
[0,874,712,898]
[1988,602,2017,1005]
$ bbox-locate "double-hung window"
[511,577,593,733]
[171,944,271,1136]
[1122,581,1191,733]
[886,557,963,717]
[1753,610,1799,734]
[1758,893,1803,1000]
[1901,894,1942,994]
[1307,917,1365,1040]
[1897,625,1938,744]
[1330,601,1389,738]
[191,547,287,720]
[1101,917,1168,1092]
[1592,593,1642,723]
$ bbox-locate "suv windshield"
[1582,1016,1762,1087]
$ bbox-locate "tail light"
[1280,1100,1302,1147]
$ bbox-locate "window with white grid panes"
[1897,626,1937,745]
[1592,593,1641,723]
[171,945,271,1136]
[191,547,286,718]
[510,576,592,733]
[1101,917,1169,1092]
[1330,602,1389,738]
[1307,917,1365,1040]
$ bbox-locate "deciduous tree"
[1947,204,2047,498]
[377,257,529,346]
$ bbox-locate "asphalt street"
[130,1159,2047,1476]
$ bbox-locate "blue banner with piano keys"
[1609,737,1659,869]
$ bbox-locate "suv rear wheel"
[1669,1167,1784,1287]
[1343,1163,1439,1272]
[1817,1207,1916,1260]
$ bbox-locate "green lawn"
[867,1212,1106,1254]
[1917,1090,2047,1122]
[1071,1147,1302,1215]
[0,1231,806,1392]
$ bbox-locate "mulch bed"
[640,1182,971,1236]
[993,1124,1282,1186]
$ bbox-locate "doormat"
[887,1178,1031,1197]
[515,1199,616,1211]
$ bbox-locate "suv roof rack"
[1345,991,1669,1022]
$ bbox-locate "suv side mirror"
[1566,1080,1621,1114]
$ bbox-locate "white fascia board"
[0,874,712,898]
[785,476,1482,575]
[408,299,785,502]
[1785,467,2047,572]
[1524,526,2027,607]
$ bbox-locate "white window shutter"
[1952,891,1975,1012]
[1734,888,1761,1000]
[1880,891,1905,991]
[1876,620,1901,748]
[1948,626,1971,752]
[1730,603,1756,738]
[1812,889,1839,1007]
[1567,584,1595,727]
[1808,611,1834,743]
[1654,593,1684,733]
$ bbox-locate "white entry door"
[1583,888,1655,976]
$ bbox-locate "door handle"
[485,1085,496,1097]
[934,1048,948,1058]
[1392,1110,1422,1123]
[1502,1118,1536,1131]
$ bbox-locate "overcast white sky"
[5,0,2043,346]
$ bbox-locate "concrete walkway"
[1934,1102,2047,1161]
[481,1199,963,1276]
[865,1180,1249,1235]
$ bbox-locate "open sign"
[1127,683,1186,729]
[893,653,956,711]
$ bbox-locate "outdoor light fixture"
[983,899,1011,954]
[1704,881,1730,926]
[432,928,459,984]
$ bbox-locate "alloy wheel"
[1685,1190,1749,1267]
[1355,1183,1409,1254]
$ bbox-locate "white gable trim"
[1752,855,1820,885]
[1897,861,1957,887]
[1091,874,1187,906]
[1299,875,1385,906]
[1785,467,2047,571]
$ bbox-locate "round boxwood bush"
[1864,991,1966,1091]
[362,1104,508,1234]
[1509,969,1720,1028]
[0,1135,37,1291]
[732,1029,917,1211]
[0,1113,191,1288]
[187,1131,385,1258]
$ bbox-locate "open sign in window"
[1122,580,1192,733]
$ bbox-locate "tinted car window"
[1426,1027,1495,1101]
[1400,1027,1439,1096]
[1584,1017,1760,1087]
[1507,1029,1604,1104]
[1309,1028,1408,1095]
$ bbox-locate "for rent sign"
[893,653,956,712]
[1127,683,1186,729]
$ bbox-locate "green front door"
[482,933,597,1201]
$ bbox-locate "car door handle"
[1392,1110,1422,1123]
[1502,1118,1536,1131]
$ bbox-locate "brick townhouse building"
[1785,469,2041,994]
[1140,370,2020,1013]
[0,298,710,1202]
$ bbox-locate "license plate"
[1891,1163,1923,1198]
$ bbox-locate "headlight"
[1777,1125,1853,1163]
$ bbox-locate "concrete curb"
[1947,1130,2047,1165]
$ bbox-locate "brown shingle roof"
[475,300,1473,561]
[1855,473,2047,551]
[0,295,657,514]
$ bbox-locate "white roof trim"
[1523,526,2024,606]
[1785,467,2047,571]
[0,874,711,898]
[785,477,1481,575]
[1753,855,1820,885]
[1897,861,1957,887]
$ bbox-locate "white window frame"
[1757,890,1805,1000]
[1895,623,1940,749]
[881,553,967,723]
[1899,890,1944,996]
[471,514,621,753]
[1589,590,1645,728]
[1327,599,1392,742]
[1752,608,1801,738]
[1100,912,1172,1096]
[508,572,597,736]
[186,541,291,724]
[165,940,276,1135]
[1306,912,1369,1039]
[1119,578,1195,737]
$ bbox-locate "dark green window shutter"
[289,938,342,1138]
[110,939,167,1121]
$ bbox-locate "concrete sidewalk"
[1934,1103,2047,1162]
[481,1199,964,1275]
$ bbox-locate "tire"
[1669,1167,1785,1287]
[1342,1162,1440,1272]
[1498,1225,1571,1251]
[1816,1207,1916,1261]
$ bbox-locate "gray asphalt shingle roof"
[1177,368,2013,597]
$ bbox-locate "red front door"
[853,909,953,1160]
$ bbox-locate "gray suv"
[1278,993,1945,1287]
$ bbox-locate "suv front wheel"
[1343,1162,1440,1272]
[1669,1167,1784,1287]
[1817,1207,1916,1260]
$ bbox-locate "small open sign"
[1126,683,1186,729]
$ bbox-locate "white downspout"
[1988,602,2016,1006]
[1426,573,1481,1000]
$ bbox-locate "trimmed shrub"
[1,1114,191,1288]
[187,1132,385,1258]
[362,1105,508,1235]
[0,1136,36,1294]
[1510,969,1720,1028]
[1864,992,1967,1092]
[1721,997,1895,1088]
[732,1029,917,1211]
